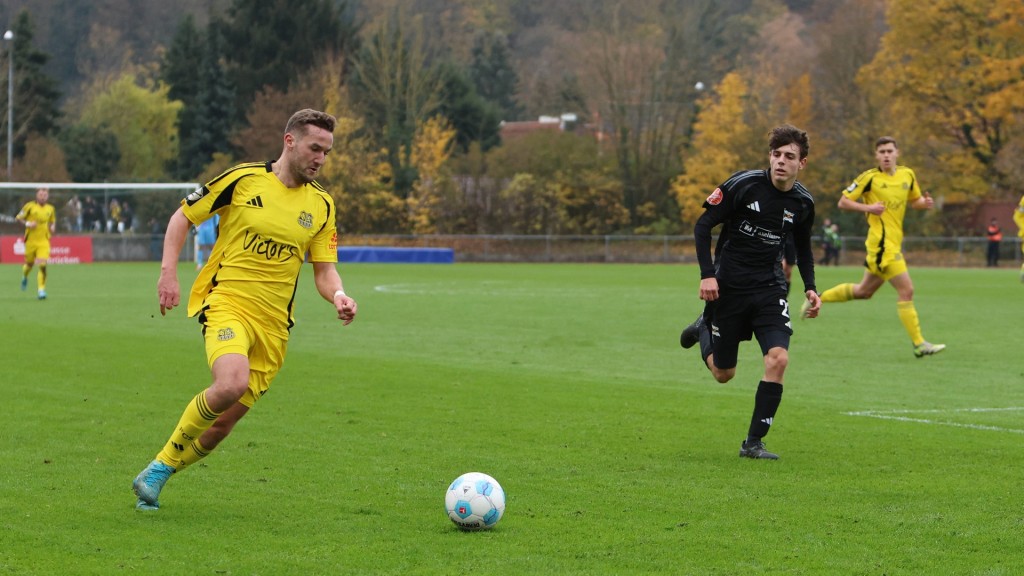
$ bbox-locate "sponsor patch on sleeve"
[706,188,723,206]
[185,186,208,206]
[328,232,338,250]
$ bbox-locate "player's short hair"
[284,109,337,137]
[768,124,809,159]
[875,136,898,149]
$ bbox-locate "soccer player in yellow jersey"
[1014,194,1024,282]
[805,136,945,358]
[132,109,358,510]
[16,187,56,300]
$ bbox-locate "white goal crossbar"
[0,182,199,191]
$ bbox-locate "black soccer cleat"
[739,439,779,460]
[679,314,704,349]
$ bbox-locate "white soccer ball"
[445,472,506,531]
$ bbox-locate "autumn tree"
[860,0,1024,202]
[407,115,457,233]
[348,11,443,199]
[78,74,181,180]
[672,72,761,228]
[586,0,764,232]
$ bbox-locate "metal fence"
[38,232,1024,267]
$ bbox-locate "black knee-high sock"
[747,380,783,441]
[698,315,713,365]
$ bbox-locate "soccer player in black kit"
[680,124,821,460]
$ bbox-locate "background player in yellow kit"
[805,136,944,358]
[16,187,56,300]
[132,109,358,510]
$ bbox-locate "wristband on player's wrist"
[334,289,346,299]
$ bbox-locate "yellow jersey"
[16,201,56,243]
[842,165,922,256]
[182,161,339,329]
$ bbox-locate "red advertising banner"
[0,235,93,264]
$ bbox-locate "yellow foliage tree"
[859,0,1024,200]
[79,74,181,180]
[671,72,760,228]
[407,115,457,234]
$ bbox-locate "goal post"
[0,181,200,262]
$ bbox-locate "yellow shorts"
[200,294,289,407]
[864,251,908,281]
[23,240,50,261]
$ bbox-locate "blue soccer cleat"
[20,277,27,291]
[132,459,175,509]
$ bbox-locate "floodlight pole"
[4,30,12,181]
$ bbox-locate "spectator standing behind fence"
[65,195,82,232]
[822,223,840,265]
[985,218,1002,268]
[804,136,945,359]
[83,196,101,232]
[1014,196,1024,282]
[107,198,121,233]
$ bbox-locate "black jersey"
[695,169,816,294]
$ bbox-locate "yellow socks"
[896,300,924,346]
[156,391,222,469]
[176,439,213,471]
[21,263,31,279]
[820,283,854,303]
[37,265,46,290]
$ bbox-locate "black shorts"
[704,288,792,370]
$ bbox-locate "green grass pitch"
[2,261,1022,574]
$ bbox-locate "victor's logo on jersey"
[706,188,723,205]
[242,231,297,262]
[782,210,794,225]
[185,187,207,206]
[246,196,265,208]
[217,328,235,341]
[747,201,761,212]
[298,211,313,229]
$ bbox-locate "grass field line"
[844,407,1024,434]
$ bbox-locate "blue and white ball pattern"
[445,472,506,530]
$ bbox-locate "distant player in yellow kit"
[805,136,945,358]
[1014,194,1024,282]
[16,187,56,299]
[131,109,359,510]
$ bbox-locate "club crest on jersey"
[298,211,313,229]
[782,210,794,225]
[706,188,723,205]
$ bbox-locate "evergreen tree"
[1,10,61,163]
[469,31,522,121]
[59,123,121,183]
[173,23,236,180]
[436,61,501,154]
[221,0,361,121]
